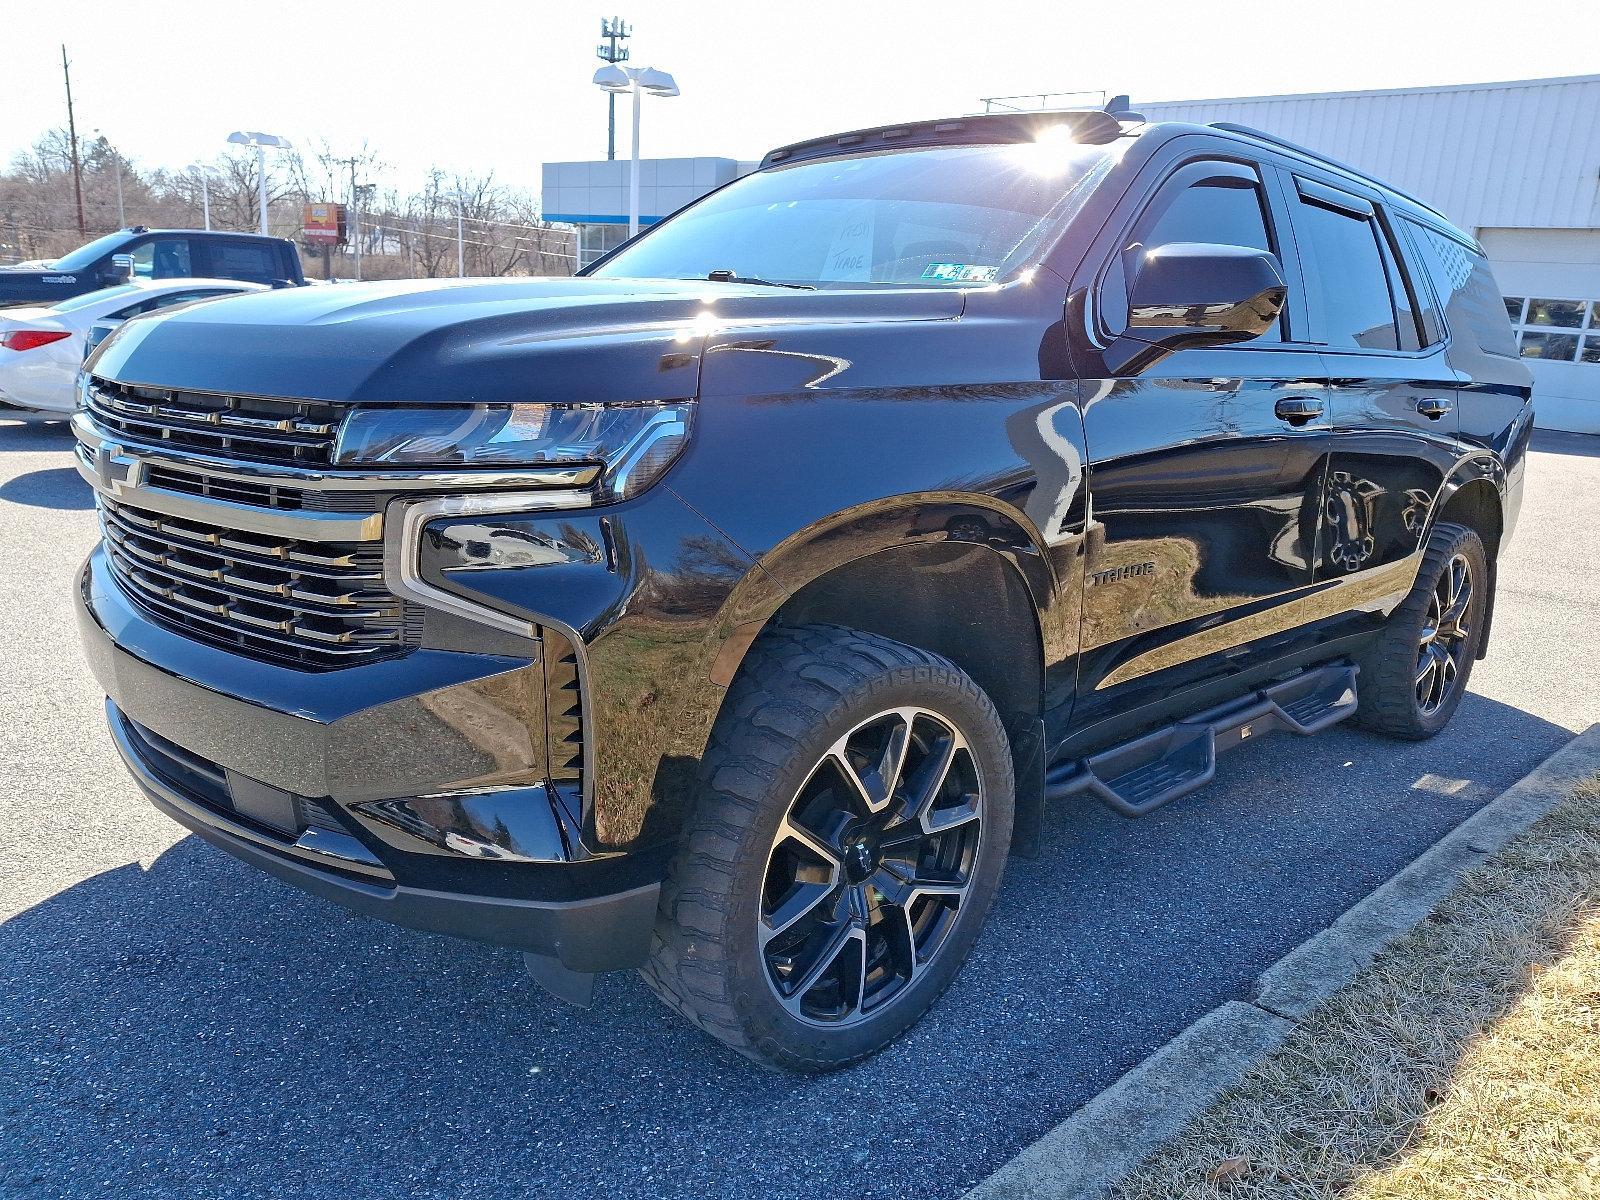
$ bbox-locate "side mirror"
[105,254,136,285]
[1107,242,1286,372]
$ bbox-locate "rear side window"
[210,242,278,283]
[1292,185,1401,350]
[1103,162,1283,342]
[1404,221,1520,358]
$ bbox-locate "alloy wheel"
[1415,552,1473,716]
[758,707,984,1027]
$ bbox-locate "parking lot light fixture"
[592,65,680,238]
[225,131,293,236]
[186,165,215,230]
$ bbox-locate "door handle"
[1274,396,1325,426]
[1416,397,1453,420]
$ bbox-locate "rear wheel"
[641,624,1014,1072]
[1356,521,1488,739]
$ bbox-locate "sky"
[6,0,1595,199]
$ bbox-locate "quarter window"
[1293,195,1400,350]
[1405,222,1518,357]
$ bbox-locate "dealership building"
[542,73,1600,432]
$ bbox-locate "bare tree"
[0,125,574,277]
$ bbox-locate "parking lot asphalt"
[1,420,1596,1200]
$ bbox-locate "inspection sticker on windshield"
[921,263,998,284]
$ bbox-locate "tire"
[1355,521,1488,740]
[641,623,1015,1072]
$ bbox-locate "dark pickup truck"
[73,110,1532,1072]
[1,228,303,308]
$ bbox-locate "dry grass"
[1111,777,1600,1200]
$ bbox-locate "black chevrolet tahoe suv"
[74,111,1532,1071]
[2,227,304,308]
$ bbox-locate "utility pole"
[596,17,631,160]
[61,45,86,235]
[335,156,362,280]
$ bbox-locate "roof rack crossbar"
[1209,122,1449,221]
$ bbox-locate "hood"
[89,276,964,404]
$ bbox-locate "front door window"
[130,239,194,279]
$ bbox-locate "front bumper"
[78,550,664,973]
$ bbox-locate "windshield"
[52,283,142,313]
[50,233,133,272]
[589,138,1118,288]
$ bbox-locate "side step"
[1045,663,1359,818]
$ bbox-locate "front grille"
[100,496,418,669]
[87,378,339,467]
[144,464,307,510]
[140,464,385,513]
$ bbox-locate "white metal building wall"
[1136,75,1600,233]
[1137,76,1600,432]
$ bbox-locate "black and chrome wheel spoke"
[760,704,984,1027]
[774,811,843,869]
[774,915,867,1018]
[1415,553,1472,716]
[760,877,841,945]
[828,708,915,815]
[868,867,966,991]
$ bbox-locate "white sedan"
[0,278,267,419]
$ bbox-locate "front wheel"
[1356,521,1488,739]
[641,624,1014,1072]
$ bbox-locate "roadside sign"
[304,203,346,245]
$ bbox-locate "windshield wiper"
[704,269,816,290]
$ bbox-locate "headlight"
[333,400,693,502]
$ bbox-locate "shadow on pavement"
[0,419,76,451]
[1530,429,1600,458]
[0,466,95,510]
[0,693,1573,1200]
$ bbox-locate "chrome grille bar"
[100,496,415,668]
[86,380,338,466]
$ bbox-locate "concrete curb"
[963,723,1600,1200]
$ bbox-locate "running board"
[1044,663,1360,818]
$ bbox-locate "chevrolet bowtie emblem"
[93,442,142,491]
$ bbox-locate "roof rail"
[1208,122,1450,222]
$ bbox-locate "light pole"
[186,165,214,230]
[592,65,679,238]
[456,186,466,278]
[226,131,292,236]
